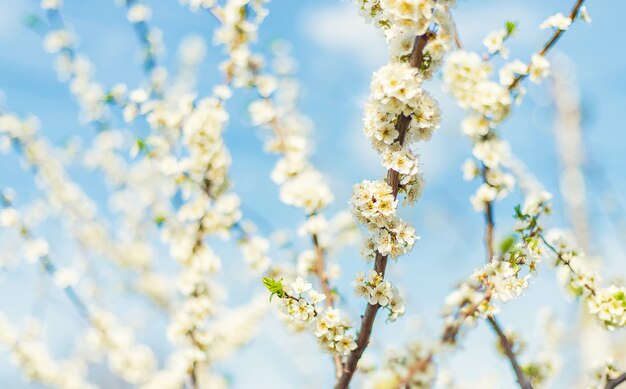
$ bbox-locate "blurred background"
[1,0,625,387]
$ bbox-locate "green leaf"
[24,15,42,29]
[499,234,517,254]
[136,138,147,151]
[262,277,285,301]
[505,20,518,37]
[103,93,115,103]
[154,215,166,227]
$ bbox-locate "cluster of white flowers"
[315,307,359,356]
[351,180,418,258]
[85,310,157,383]
[0,200,82,290]
[40,6,108,122]
[0,192,173,386]
[279,277,322,324]
[483,29,509,58]
[247,46,334,215]
[352,270,405,321]
[441,279,489,345]
[365,62,441,149]
[127,3,152,23]
[122,0,164,81]
[142,297,266,389]
[363,342,435,389]
[350,0,457,286]
[546,229,626,330]
[269,277,358,356]
[360,63,434,204]
[358,0,455,69]
[443,17,571,219]
[440,192,554,346]
[239,234,273,274]
[473,260,530,304]
[0,313,96,389]
[540,13,572,31]
[0,114,154,271]
[443,51,512,123]
[212,0,269,87]
[181,97,232,199]
[587,360,624,389]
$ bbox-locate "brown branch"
[606,373,626,389]
[488,316,533,389]
[312,233,335,306]
[335,32,432,389]
[481,164,495,262]
[453,23,463,49]
[480,167,532,389]
[508,0,587,90]
[311,232,344,379]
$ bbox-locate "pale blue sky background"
[0,0,625,388]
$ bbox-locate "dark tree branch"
[606,373,626,389]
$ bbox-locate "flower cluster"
[247,46,334,215]
[443,20,560,218]
[352,270,405,321]
[473,260,529,304]
[315,308,359,356]
[546,229,626,330]
[265,277,357,356]
[0,313,96,389]
[350,180,417,259]
[358,0,456,70]
[587,286,626,330]
[587,360,624,389]
[40,7,110,123]
[443,50,512,123]
[363,342,435,389]
[0,114,155,271]
[84,310,157,384]
[440,193,554,345]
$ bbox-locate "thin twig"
[509,0,587,90]
[481,164,531,389]
[311,232,344,379]
[488,316,533,389]
[481,164,495,262]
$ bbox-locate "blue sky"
[1,0,626,388]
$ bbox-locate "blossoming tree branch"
[0,0,624,388]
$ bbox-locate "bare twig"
[488,316,533,389]
[481,164,495,262]
[509,0,587,90]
